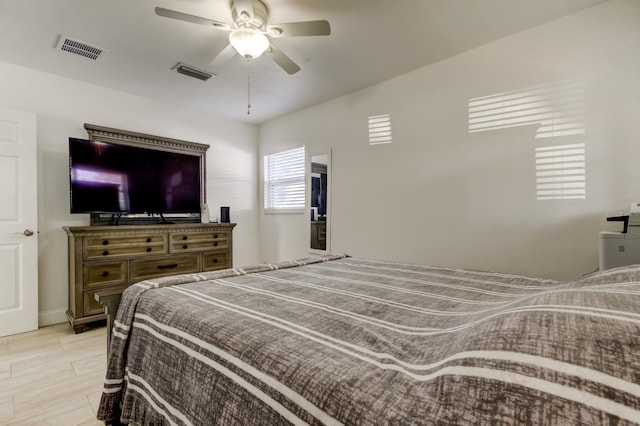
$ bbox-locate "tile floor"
[0,323,107,425]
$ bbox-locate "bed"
[97,254,640,425]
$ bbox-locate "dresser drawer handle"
[157,263,178,270]
[146,238,152,243]
[214,242,218,247]
[182,235,188,240]
[102,271,109,277]
[102,250,109,256]
[183,244,188,249]
[146,247,152,252]
[212,259,218,263]
[102,240,109,246]
[214,234,218,238]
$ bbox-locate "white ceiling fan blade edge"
[210,44,238,67]
[266,43,301,75]
[267,20,331,37]
[155,7,231,30]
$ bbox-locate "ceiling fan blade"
[232,0,255,23]
[267,20,330,37]
[155,7,231,30]
[210,43,237,67]
[265,43,301,75]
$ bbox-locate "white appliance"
[599,203,640,270]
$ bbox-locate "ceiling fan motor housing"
[232,0,268,30]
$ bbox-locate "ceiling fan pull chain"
[247,62,251,115]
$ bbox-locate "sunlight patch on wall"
[535,143,585,200]
[468,79,584,139]
[368,114,392,145]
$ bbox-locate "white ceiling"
[0,0,606,124]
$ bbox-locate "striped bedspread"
[97,254,640,425]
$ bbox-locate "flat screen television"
[68,137,202,217]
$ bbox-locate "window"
[264,146,305,212]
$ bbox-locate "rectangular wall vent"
[173,63,214,81]
[56,35,105,61]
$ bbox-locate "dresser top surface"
[64,223,236,236]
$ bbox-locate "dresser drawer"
[202,252,230,271]
[169,231,228,253]
[130,254,199,282]
[83,261,127,289]
[84,234,167,260]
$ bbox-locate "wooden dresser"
[310,221,326,250]
[64,223,235,333]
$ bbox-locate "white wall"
[259,0,640,280]
[0,61,260,326]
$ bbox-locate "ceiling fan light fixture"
[229,28,269,59]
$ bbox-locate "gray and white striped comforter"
[97,254,640,425]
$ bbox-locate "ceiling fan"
[155,0,331,75]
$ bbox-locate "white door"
[0,108,38,337]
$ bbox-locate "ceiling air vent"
[173,63,214,81]
[56,35,105,61]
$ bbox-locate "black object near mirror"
[310,153,329,251]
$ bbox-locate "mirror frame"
[308,149,331,254]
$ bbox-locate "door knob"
[23,229,34,236]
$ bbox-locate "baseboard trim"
[39,309,68,327]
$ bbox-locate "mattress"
[97,254,640,425]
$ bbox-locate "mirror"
[310,152,330,252]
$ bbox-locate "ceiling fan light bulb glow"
[229,28,269,59]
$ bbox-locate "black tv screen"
[69,138,201,215]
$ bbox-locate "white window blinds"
[264,146,305,211]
